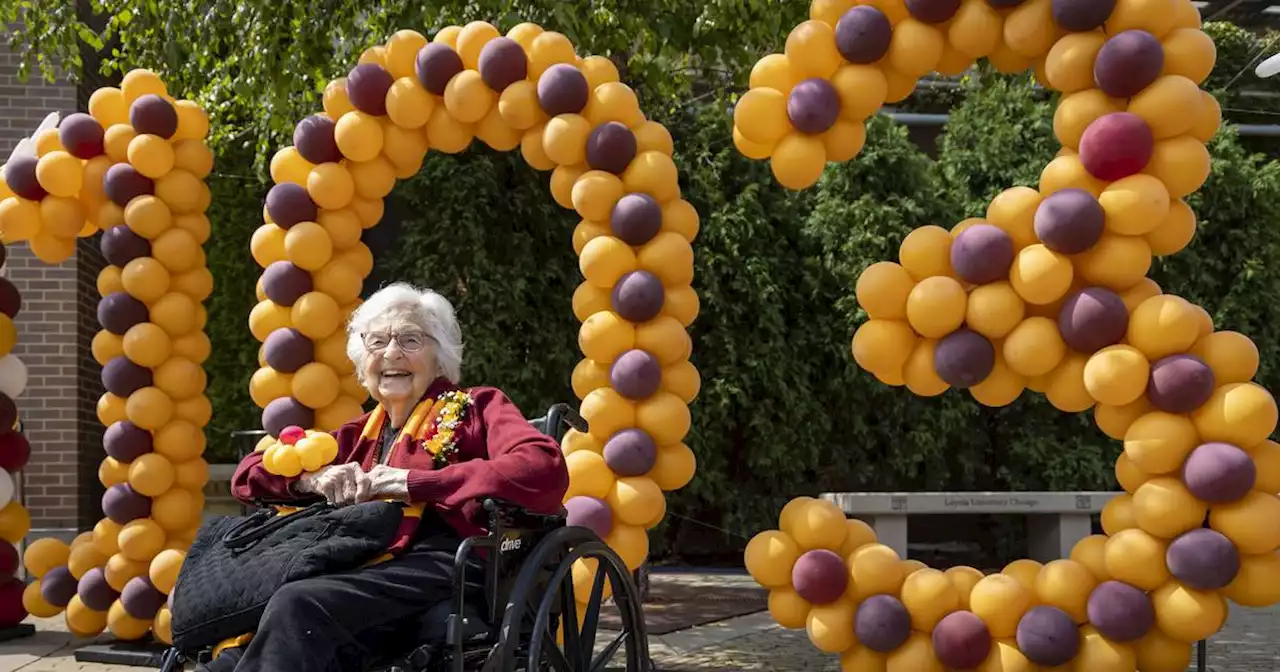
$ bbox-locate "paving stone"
[3,582,1278,671]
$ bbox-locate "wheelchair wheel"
[494,527,650,672]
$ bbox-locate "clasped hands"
[294,462,410,506]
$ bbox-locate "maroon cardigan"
[231,378,570,550]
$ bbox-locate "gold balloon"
[898,225,955,280]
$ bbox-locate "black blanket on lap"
[169,500,404,651]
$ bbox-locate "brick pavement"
[0,576,1275,671]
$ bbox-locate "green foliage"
[935,73,1056,215]
[380,147,582,414]
[201,149,269,457]
[1153,128,1280,388]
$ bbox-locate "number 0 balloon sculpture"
[2,19,704,642]
[741,0,1279,670]
[246,22,699,616]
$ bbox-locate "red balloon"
[0,578,26,627]
[0,433,29,473]
[1078,112,1154,181]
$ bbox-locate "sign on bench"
[820,491,1122,563]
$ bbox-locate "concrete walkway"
[0,573,1275,671]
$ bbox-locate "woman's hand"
[367,465,411,502]
[296,463,373,506]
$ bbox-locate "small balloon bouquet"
[258,425,340,477]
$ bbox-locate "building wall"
[1,32,102,542]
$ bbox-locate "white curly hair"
[345,282,464,385]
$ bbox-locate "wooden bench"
[820,491,1122,563]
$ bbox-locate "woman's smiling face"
[361,316,437,408]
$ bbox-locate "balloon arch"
[738,0,1279,670]
[0,20,699,642]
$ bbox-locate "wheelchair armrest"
[482,497,566,534]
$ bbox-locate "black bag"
[169,500,406,650]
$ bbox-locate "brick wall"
[1,32,100,541]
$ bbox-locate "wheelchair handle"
[547,403,588,434]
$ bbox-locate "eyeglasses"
[361,331,430,353]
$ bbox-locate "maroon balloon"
[835,6,893,64]
[97,292,149,335]
[855,594,911,652]
[1167,528,1240,590]
[950,224,1014,285]
[346,63,394,116]
[129,94,178,139]
[0,545,13,581]
[77,567,120,611]
[0,245,6,271]
[933,329,995,389]
[121,575,167,619]
[586,122,638,175]
[1034,188,1104,254]
[1079,112,1154,182]
[907,0,961,23]
[102,483,151,525]
[610,350,662,401]
[103,163,155,207]
[40,566,78,608]
[1052,0,1116,30]
[0,578,24,627]
[1057,287,1128,353]
[100,225,151,268]
[294,114,341,165]
[1094,30,1164,99]
[932,610,992,669]
[787,78,841,135]
[1182,442,1256,503]
[59,113,106,159]
[537,64,589,116]
[102,356,155,397]
[0,542,15,576]
[1086,581,1154,642]
[263,327,316,374]
[1015,605,1080,666]
[265,182,318,230]
[103,420,154,463]
[564,496,614,539]
[0,278,18,318]
[261,261,314,308]
[416,43,464,96]
[0,396,13,437]
[1148,354,1215,413]
[611,270,666,323]
[791,549,848,605]
[0,432,30,472]
[610,193,663,245]
[987,0,1029,7]
[263,397,315,438]
[2,155,45,201]
[602,428,658,477]
[478,37,528,92]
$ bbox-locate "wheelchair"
[158,403,651,672]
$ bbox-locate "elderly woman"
[217,282,569,672]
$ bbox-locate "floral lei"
[421,389,472,467]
